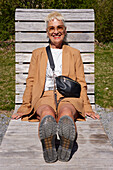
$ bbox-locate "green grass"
[0,43,15,111]
[0,42,113,111]
[95,42,113,109]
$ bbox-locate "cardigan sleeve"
[75,51,93,113]
[17,50,38,114]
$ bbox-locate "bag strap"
[46,45,57,109]
[46,45,55,71]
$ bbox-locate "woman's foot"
[39,115,57,163]
[57,115,76,162]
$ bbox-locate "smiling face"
[47,19,67,49]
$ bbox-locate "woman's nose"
[54,27,58,34]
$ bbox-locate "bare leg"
[36,104,55,119]
[36,104,56,132]
[58,103,78,131]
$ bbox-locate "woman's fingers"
[85,112,100,120]
[94,114,100,119]
[11,113,22,120]
[15,115,21,120]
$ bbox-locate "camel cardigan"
[17,45,93,121]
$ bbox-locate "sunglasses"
[47,25,65,34]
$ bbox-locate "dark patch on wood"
[89,123,102,128]
[90,134,108,144]
[77,134,87,144]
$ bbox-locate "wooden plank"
[15,9,94,21]
[16,64,29,73]
[15,12,94,21]
[16,53,94,63]
[15,22,94,32]
[16,53,32,63]
[84,64,94,73]
[0,156,113,168]
[16,74,94,84]
[15,43,94,52]
[1,160,113,170]
[81,53,94,63]
[15,84,94,94]
[16,63,94,73]
[16,9,94,12]
[15,94,95,104]
[16,32,94,42]
[0,150,112,168]
[85,74,95,83]
[16,74,28,83]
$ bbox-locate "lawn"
[95,42,113,109]
[0,42,113,113]
[0,43,15,112]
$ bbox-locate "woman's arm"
[11,50,38,119]
[75,51,100,119]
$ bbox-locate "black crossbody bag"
[46,45,81,107]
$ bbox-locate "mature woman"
[12,11,99,163]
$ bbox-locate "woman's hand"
[11,113,23,120]
[85,112,100,120]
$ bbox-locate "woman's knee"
[42,105,55,114]
[58,104,76,120]
[59,104,75,114]
[37,104,55,119]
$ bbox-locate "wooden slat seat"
[14,9,95,112]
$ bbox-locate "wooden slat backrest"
[15,9,95,112]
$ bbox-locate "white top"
[44,48,62,91]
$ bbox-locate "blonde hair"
[45,11,65,27]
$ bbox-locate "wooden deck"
[0,117,113,170]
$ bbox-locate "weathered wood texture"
[16,33,94,42]
[15,43,94,52]
[15,9,95,112]
[15,9,95,21]
[16,53,94,63]
[16,63,94,73]
[15,22,94,31]
[16,74,94,84]
[0,118,113,169]
[16,84,94,94]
